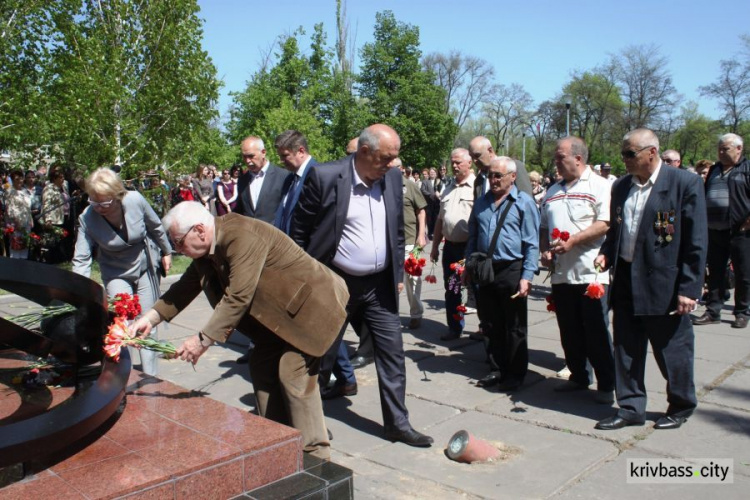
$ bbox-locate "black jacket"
[706,156,750,233]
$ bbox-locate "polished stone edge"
[238,457,354,500]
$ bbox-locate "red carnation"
[584,281,606,300]
[450,262,457,271]
[551,228,561,240]
[560,231,570,242]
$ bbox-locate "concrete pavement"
[2,249,749,499]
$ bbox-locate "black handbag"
[465,198,515,286]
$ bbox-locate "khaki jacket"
[153,214,349,357]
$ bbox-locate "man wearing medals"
[594,128,707,431]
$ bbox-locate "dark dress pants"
[322,268,410,431]
[477,260,528,383]
[442,240,466,334]
[552,283,615,391]
[612,260,697,421]
[706,229,750,319]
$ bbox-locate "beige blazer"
[153,214,349,357]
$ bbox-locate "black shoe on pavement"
[692,313,720,326]
[384,427,434,447]
[731,316,749,329]
[321,382,358,400]
[595,414,645,430]
[350,355,374,369]
[653,414,689,430]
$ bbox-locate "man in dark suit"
[469,136,533,198]
[594,128,707,431]
[235,136,288,223]
[292,124,434,447]
[273,130,317,234]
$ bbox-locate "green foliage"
[1,0,221,177]
[358,11,456,167]
[227,24,361,161]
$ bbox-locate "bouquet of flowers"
[544,227,570,282]
[404,246,427,277]
[7,292,143,329]
[103,316,176,362]
[4,223,30,250]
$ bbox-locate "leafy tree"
[422,51,494,136]
[699,35,750,133]
[482,83,533,156]
[2,0,221,177]
[669,102,722,165]
[611,44,679,131]
[358,11,455,167]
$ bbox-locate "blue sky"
[197,0,750,123]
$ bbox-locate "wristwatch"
[198,331,214,348]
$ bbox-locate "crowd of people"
[2,124,748,460]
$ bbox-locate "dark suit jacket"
[274,158,317,234]
[599,166,707,315]
[291,154,405,298]
[235,162,289,223]
[153,214,349,357]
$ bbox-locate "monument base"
[1,369,352,499]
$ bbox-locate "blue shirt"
[466,185,540,281]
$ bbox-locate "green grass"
[1,255,192,294]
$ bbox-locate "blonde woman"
[72,167,172,375]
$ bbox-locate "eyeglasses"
[621,146,654,159]
[222,171,230,176]
[662,157,677,164]
[487,172,508,180]
[90,199,115,208]
[173,225,197,248]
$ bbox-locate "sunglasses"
[487,172,508,180]
[621,146,654,159]
[90,199,115,208]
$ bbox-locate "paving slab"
[331,452,480,499]
[364,409,617,499]
[703,368,750,411]
[554,448,749,500]
[476,377,668,444]
[633,401,750,474]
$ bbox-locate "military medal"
[665,210,675,242]
[654,212,664,242]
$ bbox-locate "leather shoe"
[408,318,421,329]
[595,415,644,430]
[350,355,374,369]
[476,373,501,388]
[384,427,433,447]
[732,316,748,329]
[692,313,720,326]
[321,382,358,400]
[654,414,688,430]
[554,380,589,392]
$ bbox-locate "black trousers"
[612,260,697,421]
[477,260,527,382]
[552,283,615,391]
[706,229,750,319]
[321,268,410,431]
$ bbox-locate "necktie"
[281,174,299,232]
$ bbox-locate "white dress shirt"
[620,162,662,262]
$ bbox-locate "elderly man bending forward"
[131,202,350,460]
